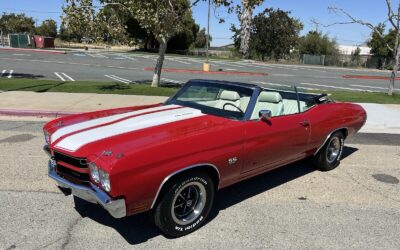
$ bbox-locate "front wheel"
[312,131,344,171]
[152,171,215,237]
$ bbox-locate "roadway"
[0,119,399,249]
[0,50,399,93]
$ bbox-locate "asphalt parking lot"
[0,119,399,249]
[0,49,399,93]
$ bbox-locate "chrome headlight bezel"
[43,130,51,144]
[99,169,111,192]
[89,162,100,183]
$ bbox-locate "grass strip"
[1,78,400,104]
[0,79,177,97]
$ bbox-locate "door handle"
[299,120,310,127]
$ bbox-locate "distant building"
[338,45,371,56]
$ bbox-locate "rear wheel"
[312,131,344,171]
[152,171,215,237]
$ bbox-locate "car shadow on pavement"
[73,146,358,244]
[10,73,45,79]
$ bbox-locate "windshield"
[167,81,254,120]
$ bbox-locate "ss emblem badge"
[228,157,238,165]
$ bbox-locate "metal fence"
[0,34,9,47]
[9,34,32,48]
[301,54,325,65]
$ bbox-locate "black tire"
[312,131,345,171]
[152,171,215,237]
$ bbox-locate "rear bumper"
[47,159,126,218]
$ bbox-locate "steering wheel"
[223,103,244,114]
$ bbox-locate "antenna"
[294,84,301,113]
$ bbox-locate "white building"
[338,45,371,56]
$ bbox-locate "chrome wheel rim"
[326,137,341,163]
[171,181,206,226]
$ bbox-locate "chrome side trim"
[48,160,126,218]
[313,127,348,156]
[150,163,220,209]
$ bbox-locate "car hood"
[48,104,227,157]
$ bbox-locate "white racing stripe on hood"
[51,104,180,142]
[54,107,204,152]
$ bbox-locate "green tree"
[298,31,339,56]
[367,24,396,69]
[36,19,57,37]
[103,0,192,87]
[194,28,212,48]
[0,13,35,34]
[249,8,302,60]
[168,14,199,50]
[351,47,361,66]
[94,5,128,44]
[61,0,96,42]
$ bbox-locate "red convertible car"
[43,80,366,237]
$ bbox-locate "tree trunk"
[151,38,167,88]
[389,47,400,95]
[388,3,400,95]
[239,1,253,59]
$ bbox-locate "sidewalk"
[0,91,399,134]
[0,91,167,117]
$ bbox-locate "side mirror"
[259,110,272,121]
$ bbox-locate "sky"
[0,0,397,47]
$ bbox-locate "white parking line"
[86,53,108,58]
[115,54,137,61]
[0,69,14,78]
[141,55,157,61]
[62,73,75,82]
[252,81,321,91]
[161,78,185,85]
[165,57,192,65]
[350,84,400,91]
[300,83,375,92]
[210,60,244,68]
[13,53,31,56]
[7,70,13,78]
[104,75,131,84]
[252,81,292,88]
[73,53,86,57]
[54,72,65,81]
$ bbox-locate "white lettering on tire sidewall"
[173,176,208,232]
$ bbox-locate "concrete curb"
[343,75,400,80]
[0,47,66,54]
[0,109,78,118]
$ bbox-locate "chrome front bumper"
[47,159,126,218]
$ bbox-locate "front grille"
[53,151,89,185]
[53,151,87,168]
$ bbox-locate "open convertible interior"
[172,80,323,120]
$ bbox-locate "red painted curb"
[144,68,267,76]
[0,109,79,118]
[0,47,66,54]
[342,75,400,80]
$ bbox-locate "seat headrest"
[259,92,282,103]
[220,90,240,101]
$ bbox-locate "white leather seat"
[282,99,307,115]
[251,92,284,119]
[214,90,241,111]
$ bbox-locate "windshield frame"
[165,80,260,121]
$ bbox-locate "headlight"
[99,169,111,192]
[89,162,100,183]
[44,130,51,144]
